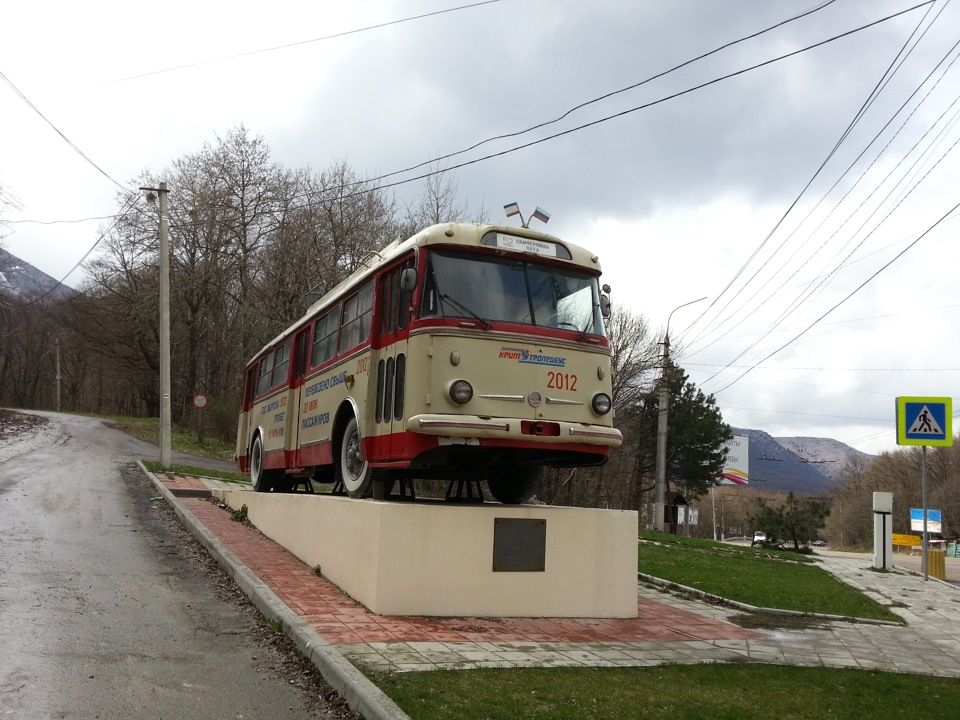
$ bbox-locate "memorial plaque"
[492,518,546,572]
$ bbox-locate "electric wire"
[678,0,940,353]
[278,1,934,213]
[101,0,504,85]
[709,195,960,396]
[0,68,130,193]
[685,27,960,364]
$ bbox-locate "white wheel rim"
[341,423,366,492]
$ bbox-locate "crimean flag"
[504,202,520,217]
[532,206,551,223]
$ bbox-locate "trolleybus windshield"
[420,249,606,337]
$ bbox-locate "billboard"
[910,508,943,534]
[718,435,749,485]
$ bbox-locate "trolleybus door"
[374,257,415,460]
[288,327,311,462]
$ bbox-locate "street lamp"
[654,296,707,532]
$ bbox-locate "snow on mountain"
[731,428,876,494]
[0,248,73,299]
[774,436,875,482]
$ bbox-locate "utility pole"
[55,338,61,412]
[654,296,707,533]
[654,333,671,533]
[141,182,172,469]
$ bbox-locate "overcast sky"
[2,0,959,456]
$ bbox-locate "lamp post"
[654,297,707,532]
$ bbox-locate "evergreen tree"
[620,361,732,524]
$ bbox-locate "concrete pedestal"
[213,490,639,618]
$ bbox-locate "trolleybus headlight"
[449,380,474,405]
[591,392,612,415]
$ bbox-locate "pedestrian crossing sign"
[896,396,952,446]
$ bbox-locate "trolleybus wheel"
[487,466,542,504]
[338,417,382,498]
[250,433,280,492]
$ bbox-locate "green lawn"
[638,532,900,622]
[103,414,234,461]
[377,665,960,720]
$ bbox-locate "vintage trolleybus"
[236,222,622,504]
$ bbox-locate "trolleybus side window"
[339,281,374,353]
[256,350,275,396]
[379,261,415,336]
[271,339,291,388]
[311,307,339,368]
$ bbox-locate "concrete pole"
[55,338,61,412]
[158,182,172,470]
[654,334,670,533]
[654,297,707,533]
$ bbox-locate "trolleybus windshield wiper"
[439,293,492,330]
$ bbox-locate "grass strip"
[377,665,960,720]
[638,540,900,622]
[142,460,250,484]
[638,529,815,562]
[103,414,234,461]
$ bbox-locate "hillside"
[732,428,875,495]
[0,248,73,300]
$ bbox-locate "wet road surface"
[0,411,352,719]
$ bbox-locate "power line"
[679,0,940,355]
[11,0,845,229]
[709,195,960,396]
[0,68,130,193]
[687,27,960,368]
[8,195,139,307]
[100,0,504,85]
[283,1,935,211]
[318,0,843,191]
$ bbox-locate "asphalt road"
[0,411,354,719]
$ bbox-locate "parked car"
[752,531,767,546]
[811,539,827,547]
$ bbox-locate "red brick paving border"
[166,484,760,646]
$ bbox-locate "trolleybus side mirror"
[400,267,417,293]
[600,284,611,318]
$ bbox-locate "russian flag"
[532,206,550,223]
[503,202,520,217]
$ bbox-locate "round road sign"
[192,394,208,410]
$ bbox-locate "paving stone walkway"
[157,473,960,677]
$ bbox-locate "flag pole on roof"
[503,202,551,229]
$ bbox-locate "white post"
[873,492,893,571]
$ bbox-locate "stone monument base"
[212,489,638,618]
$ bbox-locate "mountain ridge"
[731,427,875,494]
[0,247,73,300]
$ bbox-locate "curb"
[638,572,904,627]
[893,563,959,588]
[139,461,411,720]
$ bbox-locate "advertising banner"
[718,435,749,485]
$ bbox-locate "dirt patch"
[0,409,49,441]
[729,612,831,631]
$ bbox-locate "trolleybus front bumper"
[407,414,623,446]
